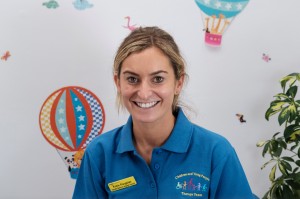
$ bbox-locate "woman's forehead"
[122,47,172,70]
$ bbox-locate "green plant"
[257,73,300,199]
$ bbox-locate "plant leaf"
[278,139,287,149]
[288,104,297,122]
[273,146,282,157]
[275,184,284,199]
[286,85,298,98]
[282,184,294,199]
[292,172,300,181]
[262,191,269,199]
[293,167,299,173]
[278,106,290,126]
[281,160,292,171]
[286,180,300,190]
[269,165,276,181]
[262,142,270,157]
[284,124,300,142]
[256,141,266,147]
[270,183,279,199]
[280,73,299,90]
[280,75,293,90]
[291,144,298,151]
[295,100,300,106]
[296,160,300,167]
[274,93,289,99]
[261,159,274,170]
[281,156,294,162]
[273,132,281,138]
[290,129,300,141]
[278,162,288,175]
[265,107,281,121]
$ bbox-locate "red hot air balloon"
[39,86,105,179]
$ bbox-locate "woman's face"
[114,46,184,124]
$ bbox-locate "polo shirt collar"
[161,108,193,153]
[116,116,135,153]
[116,108,193,154]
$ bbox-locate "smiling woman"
[116,46,183,126]
[72,26,255,199]
[113,27,186,114]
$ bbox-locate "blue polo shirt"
[73,108,253,199]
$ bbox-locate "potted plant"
[257,73,300,199]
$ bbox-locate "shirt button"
[156,149,162,155]
[150,182,156,188]
[154,163,160,170]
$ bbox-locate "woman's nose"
[137,81,152,99]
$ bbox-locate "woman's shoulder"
[84,125,124,152]
[191,123,233,151]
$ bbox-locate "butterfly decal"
[1,51,11,61]
[262,53,271,62]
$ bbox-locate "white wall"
[0,0,299,198]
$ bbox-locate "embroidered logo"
[108,176,137,192]
[175,172,209,197]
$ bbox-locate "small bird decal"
[42,0,59,9]
[123,16,137,31]
[236,114,246,123]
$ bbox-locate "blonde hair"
[113,26,187,113]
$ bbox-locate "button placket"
[150,182,156,189]
[152,148,164,172]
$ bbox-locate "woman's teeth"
[136,101,158,108]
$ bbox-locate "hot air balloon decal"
[39,86,105,179]
[195,0,250,46]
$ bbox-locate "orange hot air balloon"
[39,86,105,179]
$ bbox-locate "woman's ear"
[114,73,121,92]
[175,74,185,95]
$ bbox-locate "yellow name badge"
[108,176,137,192]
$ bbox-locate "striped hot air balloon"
[195,0,250,46]
[39,86,105,179]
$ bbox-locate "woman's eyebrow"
[122,70,168,76]
[122,71,139,76]
[150,70,168,76]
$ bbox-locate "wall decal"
[194,0,250,46]
[73,0,93,10]
[39,86,105,179]
[1,51,11,61]
[123,16,137,31]
[262,53,271,62]
[236,113,246,123]
[42,0,59,9]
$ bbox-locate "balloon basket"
[205,32,222,46]
[70,168,79,179]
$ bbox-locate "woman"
[73,26,254,199]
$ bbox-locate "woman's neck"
[132,114,176,164]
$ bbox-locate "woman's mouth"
[134,101,159,109]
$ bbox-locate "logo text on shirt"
[175,172,209,197]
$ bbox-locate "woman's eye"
[127,77,138,83]
[153,76,164,83]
